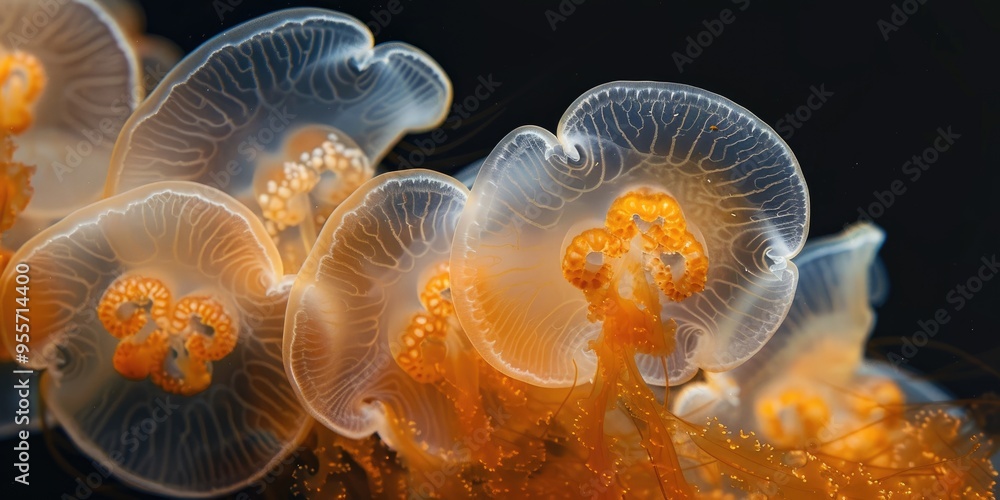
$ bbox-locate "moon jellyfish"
[452,82,809,389]
[1,0,139,251]
[0,182,310,496]
[105,8,452,270]
[674,223,891,432]
[450,81,809,497]
[673,223,998,497]
[285,170,537,475]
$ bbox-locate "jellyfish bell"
[0,0,140,249]
[675,223,889,440]
[105,8,452,270]
[671,223,997,496]
[451,81,809,389]
[447,82,810,498]
[0,181,310,496]
[453,156,487,189]
[0,0,138,362]
[284,169,495,464]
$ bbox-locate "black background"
[7,0,999,497]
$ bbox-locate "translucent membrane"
[672,223,997,496]
[0,182,309,497]
[453,157,486,189]
[675,223,887,426]
[452,81,809,387]
[105,8,452,270]
[0,0,138,243]
[285,170,481,460]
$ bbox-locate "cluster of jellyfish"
[1,1,997,498]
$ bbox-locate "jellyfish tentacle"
[557,188,713,497]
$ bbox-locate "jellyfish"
[447,81,1000,497]
[452,81,809,389]
[1,0,140,251]
[284,169,536,477]
[449,81,810,496]
[673,223,891,437]
[672,222,998,496]
[105,8,452,270]
[0,182,310,496]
